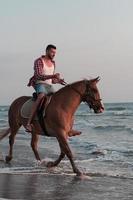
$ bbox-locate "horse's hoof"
[46,161,55,168]
[76,174,92,180]
[75,172,92,180]
[5,156,12,163]
[40,159,46,165]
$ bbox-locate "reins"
[65,80,102,107]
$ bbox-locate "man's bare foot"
[25,124,33,132]
[68,129,82,137]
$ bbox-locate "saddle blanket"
[21,96,52,120]
[21,99,39,120]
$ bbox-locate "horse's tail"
[0,128,10,141]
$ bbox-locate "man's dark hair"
[46,44,56,51]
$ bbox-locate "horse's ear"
[94,76,100,83]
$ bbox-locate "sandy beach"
[0,173,133,200]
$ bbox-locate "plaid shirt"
[27,56,55,87]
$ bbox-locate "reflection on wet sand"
[0,173,133,200]
[0,174,83,200]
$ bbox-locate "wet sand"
[0,132,133,200]
[0,173,133,200]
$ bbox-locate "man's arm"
[34,58,59,80]
[52,78,67,85]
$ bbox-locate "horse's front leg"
[31,132,41,162]
[57,133,83,176]
[47,152,65,167]
[47,144,65,167]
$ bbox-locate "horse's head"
[83,77,104,113]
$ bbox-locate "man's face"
[46,48,56,60]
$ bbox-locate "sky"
[0,0,133,105]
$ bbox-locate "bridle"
[68,80,102,110]
[84,80,102,109]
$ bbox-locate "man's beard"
[48,54,54,60]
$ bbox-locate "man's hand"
[52,77,67,85]
[52,73,67,85]
[59,78,67,85]
[52,78,59,84]
[54,73,60,79]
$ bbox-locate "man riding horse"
[26,44,81,136]
[0,77,104,177]
[0,44,104,177]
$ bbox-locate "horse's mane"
[56,79,83,94]
[55,78,93,95]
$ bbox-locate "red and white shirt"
[27,56,55,87]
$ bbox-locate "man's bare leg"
[26,93,44,132]
[68,129,82,137]
[68,117,82,137]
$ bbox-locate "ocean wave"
[93,125,125,131]
[92,124,133,135]
[0,119,8,128]
[0,198,18,200]
[113,110,133,116]
[125,127,133,134]
[0,155,133,179]
[76,113,93,117]
[86,172,133,179]
[0,166,132,180]
[102,110,133,117]
[0,107,9,112]
[76,110,133,117]
[0,119,8,123]
[106,106,126,111]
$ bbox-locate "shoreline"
[0,173,133,200]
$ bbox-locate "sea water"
[0,103,133,200]
[0,102,133,178]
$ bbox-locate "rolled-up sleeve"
[34,58,44,80]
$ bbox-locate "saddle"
[21,93,53,136]
[21,92,52,120]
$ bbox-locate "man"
[26,44,65,132]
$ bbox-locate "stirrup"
[25,124,33,132]
[32,92,37,101]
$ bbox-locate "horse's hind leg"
[31,131,41,162]
[6,126,20,163]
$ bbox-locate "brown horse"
[0,77,104,176]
